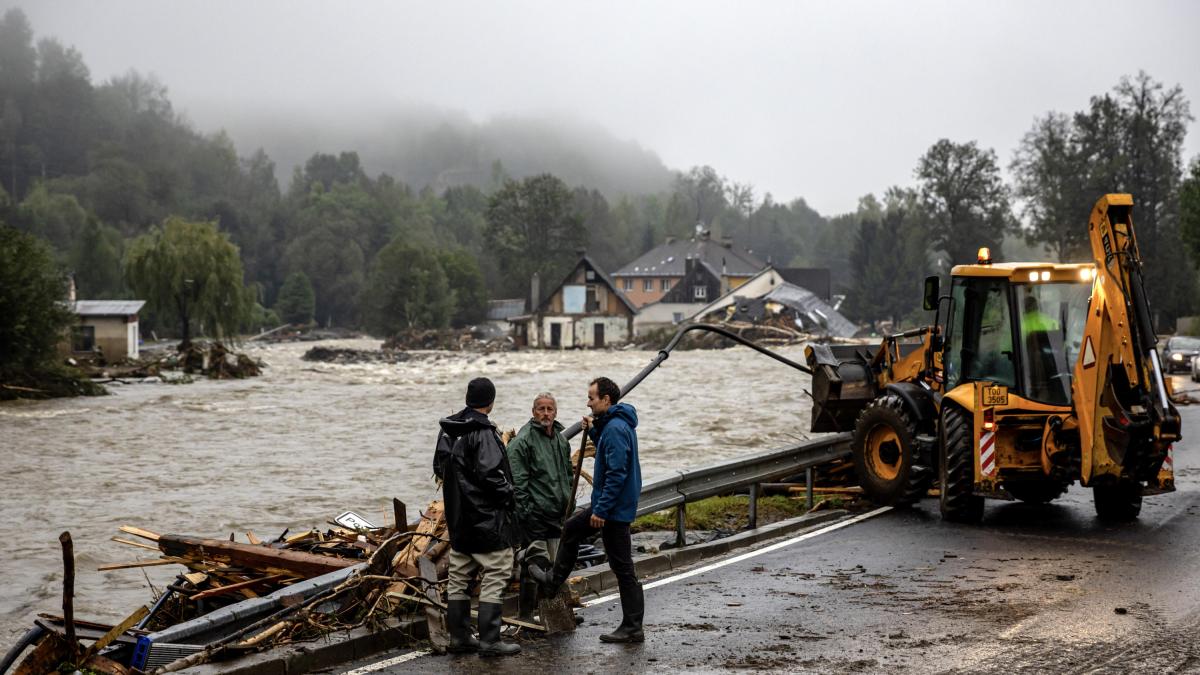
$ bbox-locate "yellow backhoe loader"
[807,194,1181,522]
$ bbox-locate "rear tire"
[1004,480,1068,504]
[1093,480,1142,521]
[851,394,932,505]
[939,405,984,523]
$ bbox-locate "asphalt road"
[344,403,1200,674]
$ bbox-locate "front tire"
[939,404,984,523]
[1093,480,1142,521]
[851,394,932,505]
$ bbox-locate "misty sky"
[12,0,1200,215]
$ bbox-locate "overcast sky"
[12,0,1200,214]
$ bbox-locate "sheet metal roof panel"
[73,300,146,316]
[761,283,858,338]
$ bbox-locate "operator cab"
[941,262,1095,406]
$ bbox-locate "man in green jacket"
[507,392,573,621]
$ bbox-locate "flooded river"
[0,339,815,641]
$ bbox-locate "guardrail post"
[748,483,759,529]
[675,504,686,548]
[806,468,814,510]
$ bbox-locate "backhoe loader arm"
[1071,194,1180,487]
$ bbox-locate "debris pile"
[5,499,577,674]
[382,328,515,353]
[301,346,418,365]
[79,341,263,383]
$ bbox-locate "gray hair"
[532,392,557,406]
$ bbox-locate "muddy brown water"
[0,339,817,641]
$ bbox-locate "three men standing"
[434,377,522,657]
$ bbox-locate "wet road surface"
[345,404,1200,674]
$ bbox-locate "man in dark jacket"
[531,376,644,643]
[507,392,572,620]
[433,377,521,657]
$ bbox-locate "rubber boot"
[445,599,479,654]
[477,602,521,657]
[517,577,540,622]
[599,583,644,643]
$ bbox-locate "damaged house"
[509,254,637,349]
[694,267,858,338]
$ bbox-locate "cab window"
[945,277,1016,390]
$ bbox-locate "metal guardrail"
[580,432,852,546]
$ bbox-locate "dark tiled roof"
[612,236,766,278]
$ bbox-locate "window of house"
[623,279,633,291]
[661,279,671,291]
[644,279,654,292]
[694,285,707,300]
[72,325,95,352]
[586,270,595,281]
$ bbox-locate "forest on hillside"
[3,5,1199,354]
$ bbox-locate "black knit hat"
[465,377,496,409]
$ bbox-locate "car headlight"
[1172,353,1184,361]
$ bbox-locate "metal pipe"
[563,323,812,440]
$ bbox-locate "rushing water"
[0,339,816,641]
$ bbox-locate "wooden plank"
[81,605,148,661]
[97,557,185,571]
[156,534,356,578]
[110,537,158,551]
[118,526,160,542]
[189,574,287,601]
[418,556,448,651]
[245,531,262,545]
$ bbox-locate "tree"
[916,139,1012,266]
[124,216,250,344]
[1182,158,1200,268]
[18,183,87,254]
[438,248,486,327]
[1011,113,1093,261]
[0,222,73,377]
[484,174,586,300]
[70,217,123,298]
[275,271,316,325]
[844,189,931,328]
[1016,72,1195,327]
[363,237,452,334]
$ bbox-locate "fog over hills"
[184,100,677,197]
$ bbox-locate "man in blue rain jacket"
[530,376,644,643]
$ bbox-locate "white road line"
[339,506,892,673]
[340,649,432,674]
[583,506,893,606]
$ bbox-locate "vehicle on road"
[1163,335,1200,374]
[807,194,1180,523]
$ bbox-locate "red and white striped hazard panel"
[1164,444,1174,472]
[979,430,997,478]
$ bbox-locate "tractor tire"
[1093,480,1143,521]
[851,394,932,506]
[939,404,984,523]
[1004,480,1068,505]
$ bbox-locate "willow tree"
[124,216,250,345]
